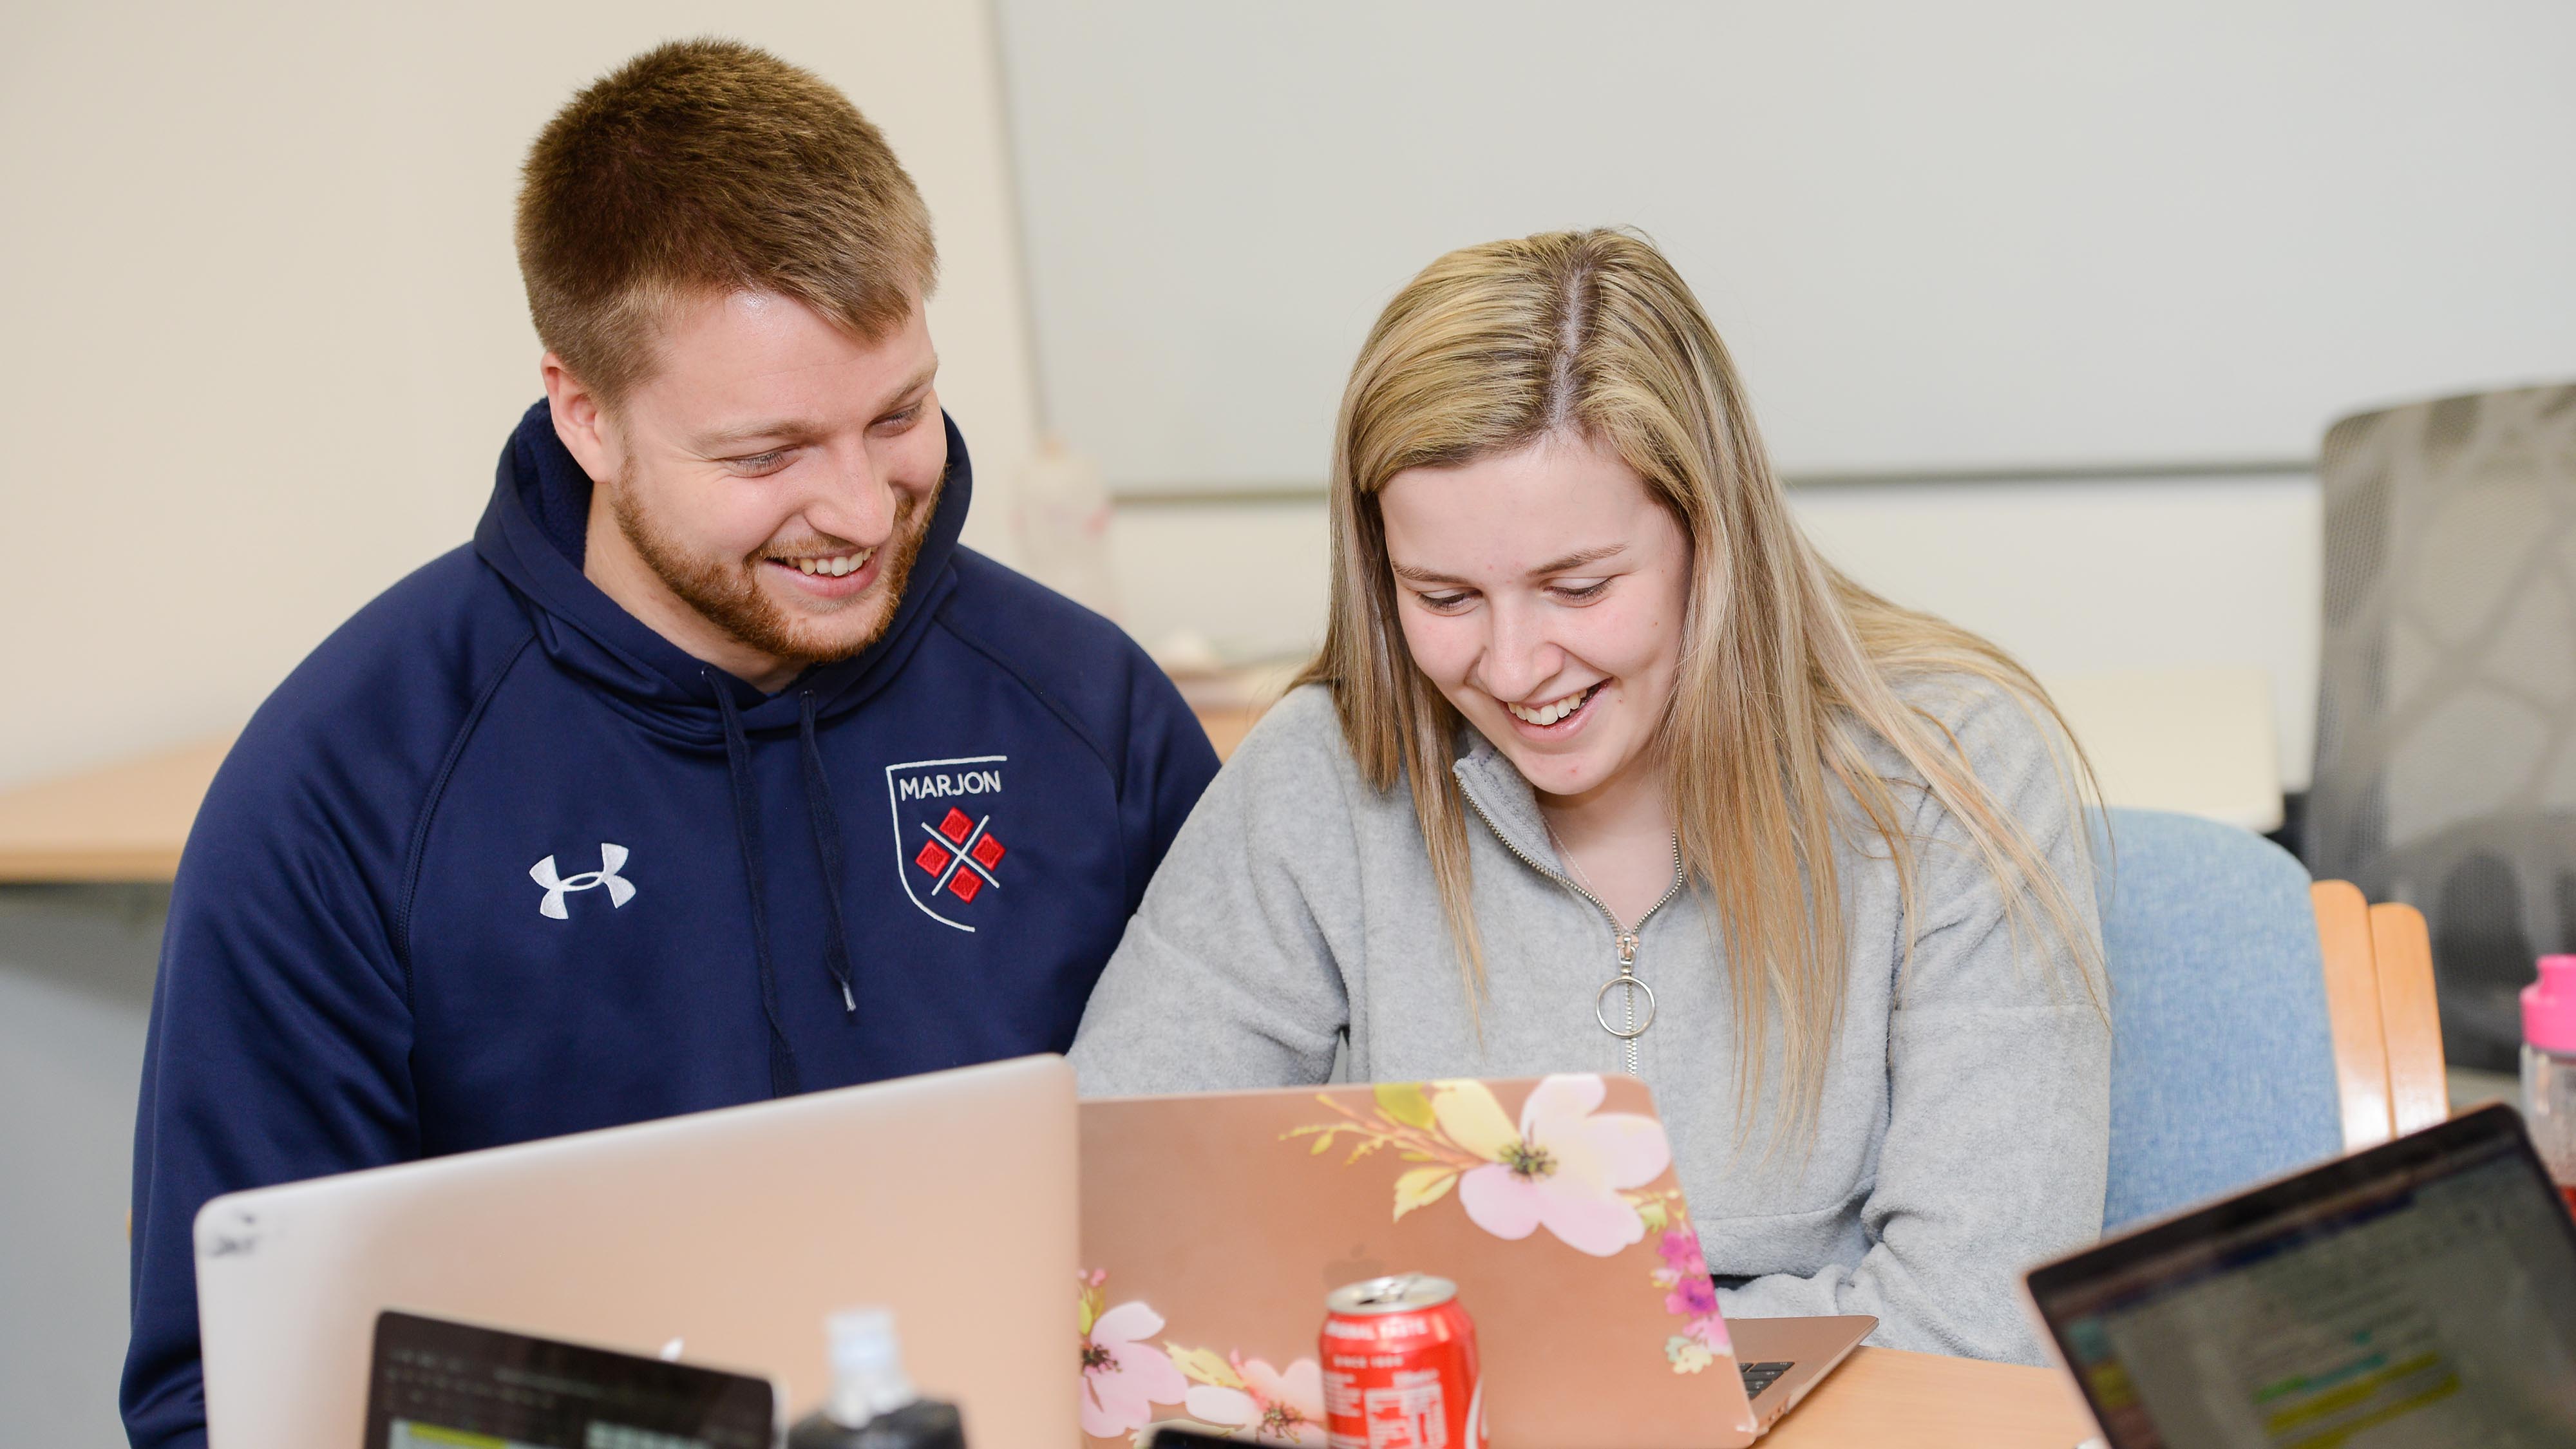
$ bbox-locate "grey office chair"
[2307,381,2576,1070]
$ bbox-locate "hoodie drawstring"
[798,690,861,1015]
[711,675,800,1097]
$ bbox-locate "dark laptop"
[365,1310,777,1449]
[2025,1104,2576,1448]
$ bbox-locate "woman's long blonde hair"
[1298,229,2103,1141]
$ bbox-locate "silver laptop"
[194,1054,1077,1448]
[2023,1104,2576,1447]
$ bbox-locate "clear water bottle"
[785,1307,967,1449]
[2523,954,2576,1213]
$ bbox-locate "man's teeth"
[791,549,875,578]
[1506,685,1596,726]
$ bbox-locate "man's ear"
[540,353,618,485]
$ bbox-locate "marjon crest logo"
[529,842,635,920]
[886,755,1007,932]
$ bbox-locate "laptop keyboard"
[1738,1360,1795,1399]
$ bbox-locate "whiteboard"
[995,2,2576,491]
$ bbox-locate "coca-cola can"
[1319,1273,1486,1449]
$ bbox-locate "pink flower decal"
[1278,1076,1706,1374]
[1441,1075,1671,1256]
[1667,1312,1734,1372]
[1078,1272,1189,1437]
[1180,1353,1328,1444]
[1650,1226,1734,1370]
[1655,1227,1719,1316]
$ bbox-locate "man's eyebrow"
[880,361,938,409]
[693,363,939,452]
[698,419,824,450]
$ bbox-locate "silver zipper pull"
[1616,929,1638,971]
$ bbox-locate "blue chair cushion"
[2092,808,2345,1229]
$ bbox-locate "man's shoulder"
[929,548,1182,728]
[190,547,536,875]
[260,544,531,744]
[937,547,1140,656]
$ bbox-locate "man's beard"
[609,476,942,675]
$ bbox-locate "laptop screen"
[365,1311,775,1449]
[2027,1106,2576,1448]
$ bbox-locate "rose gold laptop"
[1079,1073,1873,1448]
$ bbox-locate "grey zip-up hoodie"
[1069,678,2108,1364]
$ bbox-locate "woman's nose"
[1478,601,1560,702]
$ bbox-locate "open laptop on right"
[2025,1104,2576,1448]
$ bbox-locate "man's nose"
[1477,599,1562,703]
[800,444,898,545]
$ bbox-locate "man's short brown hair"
[516,38,938,402]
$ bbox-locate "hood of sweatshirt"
[468,397,980,1079]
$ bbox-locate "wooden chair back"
[2311,880,2448,1150]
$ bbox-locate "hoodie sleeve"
[1710,683,2110,1363]
[1118,653,1223,920]
[122,724,422,1449]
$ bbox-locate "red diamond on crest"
[971,835,1005,869]
[914,840,951,875]
[938,808,973,844]
[947,871,983,903]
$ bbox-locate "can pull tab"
[1352,1273,1423,1307]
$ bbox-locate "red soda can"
[1319,1273,1486,1449]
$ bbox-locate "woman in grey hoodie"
[1070,229,2108,1365]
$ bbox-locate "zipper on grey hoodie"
[1457,790,1685,1077]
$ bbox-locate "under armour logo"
[529,843,636,920]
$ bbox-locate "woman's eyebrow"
[1530,544,1623,574]
[1389,562,1472,585]
[1390,544,1625,585]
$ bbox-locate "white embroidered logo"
[529,842,636,920]
[884,755,1008,933]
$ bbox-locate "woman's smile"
[1501,681,1606,736]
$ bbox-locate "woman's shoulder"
[1871,668,2072,776]
[1165,681,1425,876]
[1226,681,1359,772]
[1199,682,1380,814]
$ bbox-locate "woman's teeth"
[790,549,874,578]
[1506,685,1598,726]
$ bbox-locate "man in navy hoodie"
[121,40,1218,1447]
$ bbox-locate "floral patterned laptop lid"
[1078,1074,1763,1448]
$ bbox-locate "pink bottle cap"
[2526,955,2576,1054]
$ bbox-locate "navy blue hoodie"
[121,402,1218,1447]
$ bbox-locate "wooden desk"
[1766,1346,2094,1448]
[0,735,233,882]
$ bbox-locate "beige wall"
[1004,2,2576,488]
[0,2,1038,791]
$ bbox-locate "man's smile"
[764,545,885,601]
[775,546,876,578]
